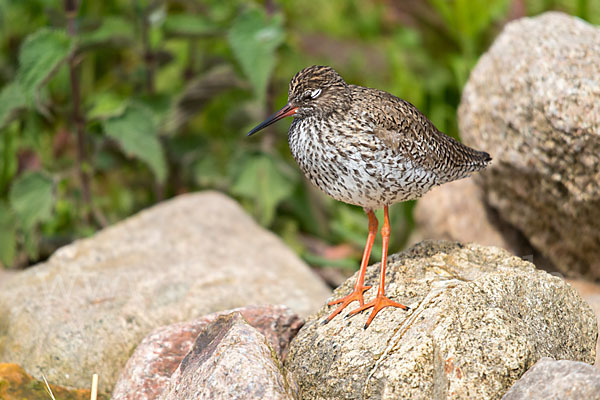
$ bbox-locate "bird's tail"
[466,149,492,172]
[444,134,491,171]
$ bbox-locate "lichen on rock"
[284,241,597,400]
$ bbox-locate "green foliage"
[9,171,54,229]
[231,153,298,226]
[17,28,73,103]
[103,104,167,183]
[0,170,55,264]
[79,16,135,47]
[228,8,285,104]
[0,0,597,269]
[87,92,127,120]
[0,83,26,129]
[0,202,17,266]
[163,14,220,38]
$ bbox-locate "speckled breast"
[287,116,437,209]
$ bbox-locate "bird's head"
[247,65,350,136]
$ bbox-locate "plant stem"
[141,4,155,94]
[139,1,166,200]
[65,0,107,227]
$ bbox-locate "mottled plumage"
[284,65,491,209]
[248,65,491,328]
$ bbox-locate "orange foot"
[322,285,372,324]
[348,294,410,329]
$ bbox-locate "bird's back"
[349,85,491,185]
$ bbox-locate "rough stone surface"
[413,180,506,248]
[567,279,600,367]
[459,12,600,278]
[0,363,108,400]
[285,241,597,400]
[413,180,523,251]
[160,313,294,400]
[502,357,600,399]
[412,179,554,271]
[0,191,330,393]
[112,305,302,400]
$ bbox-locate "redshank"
[247,65,491,328]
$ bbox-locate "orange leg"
[323,209,378,324]
[348,206,409,328]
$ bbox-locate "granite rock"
[413,180,520,251]
[159,313,294,400]
[502,357,600,399]
[0,191,330,393]
[459,12,600,278]
[112,305,302,400]
[412,179,554,271]
[285,241,597,400]
[566,279,600,368]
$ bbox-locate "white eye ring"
[310,88,322,99]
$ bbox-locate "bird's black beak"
[247,103,298,136]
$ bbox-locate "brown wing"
[353,85,490,176]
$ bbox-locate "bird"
[247,65,491,328]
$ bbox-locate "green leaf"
[0,82,26,130]
[163,14,220,37]
[0,201,17,267]
[136,94,172,129]
[228,8,284,103]
[80,16,135,47]
[231,153,296,225]
[8,171,54,229]
[87,92,127,120]
[17,28,73,102]
[103,104,167,182]
[0,127,18,194]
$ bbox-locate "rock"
[112,305,302,400]
[0,191,331,393]
[566,279,600,367]
[0,363,108,400]
[412,180,554,271]
[459,12,600,278]
[160,313,294,400]
[413,180,518,250]
[0,267,16,285]
[502,357,600,399]
[285,241,597,400]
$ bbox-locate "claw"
[325,285,372,323]
[348,294,409,328]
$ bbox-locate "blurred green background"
[0,0,598,270]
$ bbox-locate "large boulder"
[0,191,330,394]
[412,180,554,271]
[413,180,524,253]
[459,12,600,278]
[502,358,600,400]
[285,241,597,400]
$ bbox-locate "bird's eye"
[302,88,321,101]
